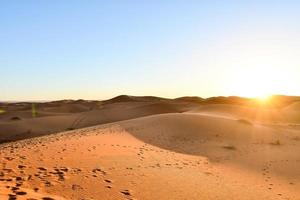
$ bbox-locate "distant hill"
[104,95,169,104]
[201,96,252,105]
[174,96,204,103]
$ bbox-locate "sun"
[226,66,277,99]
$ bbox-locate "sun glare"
[226,66,279,99]
[255,95,271,104]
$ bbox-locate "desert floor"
[0,96,300,199]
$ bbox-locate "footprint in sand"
[120,189,134,199]
[92,168,106,175]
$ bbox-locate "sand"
[0,95,299,199]
[0,98,196,143]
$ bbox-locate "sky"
[1,0,300,101]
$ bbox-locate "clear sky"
[1,1,300,101]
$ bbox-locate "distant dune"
[0,98,196,143]
[1,95,300,144]
[284,101,300,112]
[175,96,204,103]
[104,95,169,104]
[189,104,300,124]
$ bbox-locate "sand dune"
[1,95,300,144]
[104,95,169,104]
[0,95,300,199]
[174,96,204,103]
[284,101,300,112]
[0,112,299,199]
[0,100,196,143]
[40,104,92,113]
[189,104,300,124]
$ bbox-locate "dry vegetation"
[222,145,237,150]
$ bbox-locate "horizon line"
[1,94,297,103]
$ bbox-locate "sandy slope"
[1,95,300,144]
[284,102,300,112]
[188,104,300,124]
[0,113,299,200]
[0,101,195,143]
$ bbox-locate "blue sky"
[1,1,300,100]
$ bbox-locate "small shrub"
[11,116,21,121]
[222,145,236,150]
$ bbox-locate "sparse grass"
[222,145,237,150]
[237,119,253,125]
[270,140,281,146]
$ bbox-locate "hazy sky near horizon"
[1,1,300,100]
